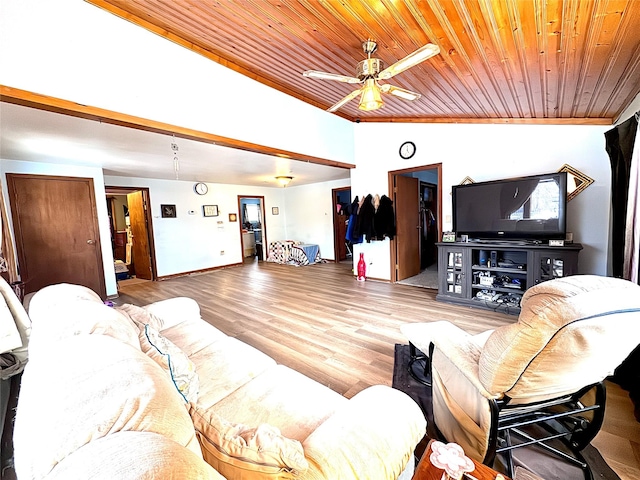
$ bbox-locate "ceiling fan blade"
[377,43,440,80]
[380,84,421,101]
[303,70,362,84]
[327,89,362,112]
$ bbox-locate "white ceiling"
[0,102,351,187]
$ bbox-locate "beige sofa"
[13,283,426,479]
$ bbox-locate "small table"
[413,441,511,480]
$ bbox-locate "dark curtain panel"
[605,115,638,277]
[606,113,640,421]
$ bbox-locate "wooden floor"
[116,259,640,480]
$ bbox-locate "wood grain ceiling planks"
[88,0,640,124]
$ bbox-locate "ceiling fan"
[303,40,440,113]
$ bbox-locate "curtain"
[606,112,640,420]
[605,114,639,279]
[624,121,640,282]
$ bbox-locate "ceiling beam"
[0,85,355,170]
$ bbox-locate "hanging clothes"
[373,195,396,240]
[355,194,376,242]
[345,196,363,244]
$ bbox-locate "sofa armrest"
[143,297,201,331]
[301,385,426,480]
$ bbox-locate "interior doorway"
[105,186,156,285]
[238,196,267,262]
[332,187,352,262]
[389,164,442,289]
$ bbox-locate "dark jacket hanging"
[373,195,396,240]
[355,194,376,242]
[605,114,638,278]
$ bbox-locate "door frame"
[388,163,443,282]
[237,195,267,261]
[331,186,351,263]
[105,186,157,280]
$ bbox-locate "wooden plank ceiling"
[89,0,640,124]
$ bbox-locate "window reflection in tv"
[452,172,567,240]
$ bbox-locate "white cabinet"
[242,231,256,257]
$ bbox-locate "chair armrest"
[430,335,499,463]
[143,297,201,331]
[302,385,426,480]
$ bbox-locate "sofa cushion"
[189,403,308,480]
[162,317,229,357]
[139,323,200,403]
[190,337,277,407]
[46,432,225,480]
[211,365,346,441]
[117,302,166,331]
[143,296,202,330]
[27,284,140,352]
[13,335,202,479]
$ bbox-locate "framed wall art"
[203,205,219,217]
[229,213,237,222]
[161,204,177,218]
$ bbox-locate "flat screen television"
[452,172,567,241]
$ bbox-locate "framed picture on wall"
[203,205,219,217]
[161,204,177,218]
[229,213,237,222]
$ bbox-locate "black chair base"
[407,342,431,386]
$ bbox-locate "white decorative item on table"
[429,441,475,480]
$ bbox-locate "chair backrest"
[479,275,640,403]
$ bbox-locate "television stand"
[436,241,583,315]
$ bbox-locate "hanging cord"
[171,136,180,180]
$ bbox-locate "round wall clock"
[399,141,416,159]
[194,182,208,195]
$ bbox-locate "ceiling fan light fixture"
[275,175,293,187]
[358,79,384,111]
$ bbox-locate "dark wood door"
[395,175,420,281]
[7,174,106,297]
[128,191,153,280]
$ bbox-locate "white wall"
[105,176,287,280]
[0,0,354,164]
[352,123,611,279]
[283,178,351,260]
[0,159,118,295]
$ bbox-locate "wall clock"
[399,141,416,159]
[194,182,208,195]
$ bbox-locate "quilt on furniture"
[267,241,321,266]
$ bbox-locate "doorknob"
[87,239,96,244]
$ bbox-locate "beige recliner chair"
[423,275,640,477]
